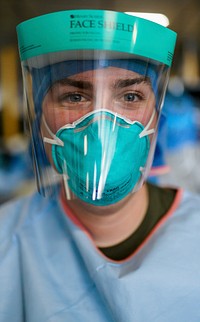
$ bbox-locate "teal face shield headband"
[17,9,177,66]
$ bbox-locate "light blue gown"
[1,188,200,322]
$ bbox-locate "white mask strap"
[42,115,64,146]
[139,108,156,138]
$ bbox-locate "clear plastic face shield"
[17,10,177,206]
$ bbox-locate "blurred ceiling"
[1,0,200,79]
[1,0,200,45]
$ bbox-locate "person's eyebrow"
[113,76,152,89]
[54,78,93,90]
[53,76,151,91]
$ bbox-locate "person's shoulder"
[0,190,46,216]
[0,191,57,241]
[177,189,200,215]
[171,189,200,228]
[181,189,200,206]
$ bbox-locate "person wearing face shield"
[1,9,200,322]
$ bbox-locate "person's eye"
[123,92,143,102]
[60,93,87,103]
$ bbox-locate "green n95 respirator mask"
[16,9,177,200]
[43,110,154,205]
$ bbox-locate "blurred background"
[0,0,200,203]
